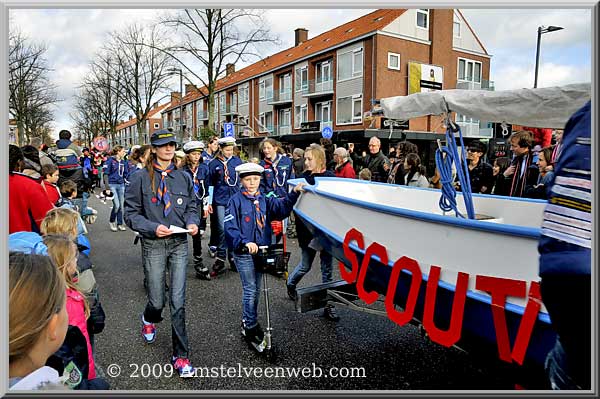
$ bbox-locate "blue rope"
[434,124,476,219]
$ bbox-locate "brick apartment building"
[112,101,172,148]
[162,9,492,161]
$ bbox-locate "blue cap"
[150,129,178,146]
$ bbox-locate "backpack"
[54,148,81,171]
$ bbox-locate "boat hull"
[291,178,556,369]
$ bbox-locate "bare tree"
[9,29,60,144]
[107,23,174,144]
[156,9,279,136]
[70,87,106,148]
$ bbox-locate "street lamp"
[169,67,184,142]
[534,25,564,88]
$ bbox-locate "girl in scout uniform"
[124,129,200,378]
[182,140,211,280]
[207,136,242,276]
[224,162,305,353]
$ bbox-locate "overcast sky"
[9,8,592,138]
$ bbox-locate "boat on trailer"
[288,83,591,377]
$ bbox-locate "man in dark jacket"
[538,101,591,390]
[348,137,391,183]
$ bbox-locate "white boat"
[289,83,591,371]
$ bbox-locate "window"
[259,111,273,132]
[230,92,237,112]
[219,92,226,112]
[259,77,273,101]
[388,52,400,70]
[294,104,307,128]
[453,21,461,37]
[279,108,291,126]
[337,47,363,81]
[316,61,332,83]
[417,9,429,29]
[457,58,482,83]
[239,84,249,105]
[337,95,362,124]
[295,66,308,92]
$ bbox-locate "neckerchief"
[242,189,265,230]
[509,153,533,197]
[218,155,237,187]
[264,154,286,189]
[153,161,175,216]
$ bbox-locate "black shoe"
[243,324,266,353]
[194,257,211,280]
[229,258,237,272]
[323,304,340,321]
[210,258,226,277]
[287,284,297,301]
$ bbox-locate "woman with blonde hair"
[286,144,340,321]
[9,252,68,390]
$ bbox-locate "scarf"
[241,189,265,230]
[509,153,533,197]
[153,161,175,216]
[218,156,236,186]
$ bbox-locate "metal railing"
[302,78,334,97]
[273,124,292,136]
[268,89,292,104]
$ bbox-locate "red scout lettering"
[385,256,422,326]
[340,227,539,365]
[423,266,469,347]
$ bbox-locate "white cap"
[183,140,205,153]
[217,136,236,147]
[235,162,264,178]
[175,150,186,159]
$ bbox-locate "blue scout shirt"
[182,163,210,206]
[224,188,299,252]
[202,150,215,165]
[538,101,591,276]
[104,156,130,185]
[124,167,200,239]
[207,155,243,206]
[259,154,294,198]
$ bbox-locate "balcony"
[222,104,239,116]
[302,78,334,98]
[455,79,495,91]
[197,110,208,120]
[258,124,274,134]
[259,89,273,102]
[272,124,292,136]
[268,89,292,105]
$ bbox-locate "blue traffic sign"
[321,126,333,139]
[224,122,234,137]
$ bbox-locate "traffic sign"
[224,122,234,137]
[321,126,333,139]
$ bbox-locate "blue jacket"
[124,167,200,239]
[259,154,294,198]
[207,156,243,206]
[225,188,299,252]
[538,101,591,276]
[202,150,215,165]
[104,156,130,185]
[182,163,210,206]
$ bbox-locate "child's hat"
[183,141,205,153]
[235,162,264,178]
[217,136,236,147]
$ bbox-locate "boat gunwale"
[289,177,544,239]
[293,206,552,324]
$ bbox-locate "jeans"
[214,205,230,260]
[287,246,333,287]
[234,253,263,329]
[109,183,125,225]
[142,235,190,358]
[72,192,92,217]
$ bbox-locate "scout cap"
[235,162,264,178]
[183,141,205,153]
[217,136,236,147]
[150,129,178,146]
[175,150,185,159]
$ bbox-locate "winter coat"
[351,150,391,183]
[9,172,54,233]
[335,161,356,179]
[66,288,95,379]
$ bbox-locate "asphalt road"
[86,191,527,391]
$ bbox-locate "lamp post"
[169,67,184,142]
[534,25,564,88]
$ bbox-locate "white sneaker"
[118,225,127,231]
[109,222,118,232]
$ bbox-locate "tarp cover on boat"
[380,83,591,129]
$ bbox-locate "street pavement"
[87,191,528,391]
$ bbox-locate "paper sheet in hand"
[169,225,192,234]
